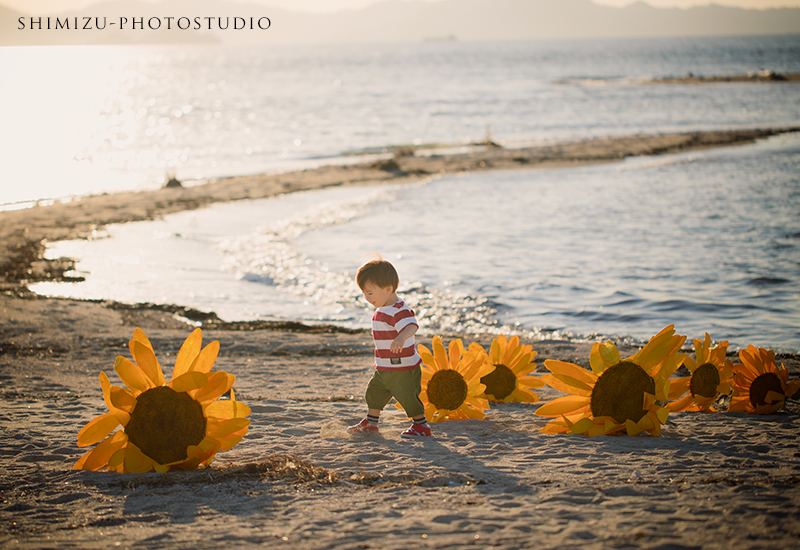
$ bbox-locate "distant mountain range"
[2,0,799,46]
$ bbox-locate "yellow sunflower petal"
[567,417,595,434]
[519,375,545,389]
[448,340,462,370]
[541,373,591,397]
[193,372,235,404]
[170,371,209,393]
[754,402,783,415]
[649,422,662,437]
[632,326,684,371]
[668,376,690,400]
[205,399,252,420]
[512,359,538,377]
[124,442,156,474]
[656,353,686,380]
[113,356,152,394]
[432,336,449,372]
[77,412,120,447]
[737,349,761,376]
[697,333,712,363]
[129,327,154,353]
[765,390,786,404]
[109,386,137,413]
[73,430,126,471]
[424,403,437,420]
[100,372,130,425]
[587,421,610,437]
[503,345,525,371]
[468,357,494,381]
[216,426,249,452]
[626,419,645,436]
[107,446,126,473]
[489,337,502,365]
[207,417,250,439]
[545,359,598,386]
[465,396,487,408]
[173,328,203,379]
[733,365,757,383]
[728,396,749,412]
[508,388,539,403]
[535,395,591,417]
[541,422,569,434]
[498,335,514,364]
[418,344,436,371]
[603,417,620,434]
[132,341,166,387]
[179,437,223,470]
[187,341,220,375]
[459,405,485,420]
[590,341,621,374]
[667,394,694,412]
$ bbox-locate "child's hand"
[390,336,406,354]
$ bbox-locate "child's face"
[361,281,396,308]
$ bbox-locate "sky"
[5,0,800,14]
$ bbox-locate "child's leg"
[348,371,392,434]
[389,368,431,437]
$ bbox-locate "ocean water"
[33,133,800,351]
[2,35,800,206]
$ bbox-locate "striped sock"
[414,418,428,427]
[366,414,380,426]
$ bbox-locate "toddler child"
[348,258,431,438]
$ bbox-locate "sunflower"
[418,336,493,422]
[480,335,545,403]
[74,328,251,473]
[729,345,800,415]
[666,333,733,413]
[536,325,686,436]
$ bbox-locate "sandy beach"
[2,129,800,549]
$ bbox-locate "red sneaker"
[348,419,379,434]
[401,423,432,438]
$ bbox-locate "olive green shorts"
[365,366,425,418]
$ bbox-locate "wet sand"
[646,72,800,84]
[2,128,800,549]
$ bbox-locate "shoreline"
[2,126,800,351]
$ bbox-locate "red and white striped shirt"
[372,299,421,371]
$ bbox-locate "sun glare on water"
[1,46,160,205]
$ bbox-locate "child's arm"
[390,324,417,353]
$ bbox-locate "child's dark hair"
[357,258,399,291]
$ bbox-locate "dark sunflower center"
[749,372,784,408]
[590,361,655,425]
[690,362,721,398]
[481,364,517,401]
[427,369,468,411]
[125,386,206,465]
